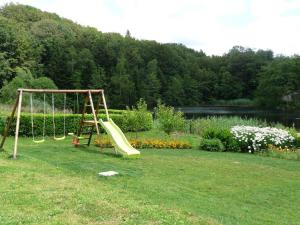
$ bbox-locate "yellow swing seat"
[33,139,45,144]
[30,93,46,144]
[54,136,66,141]
[52,93,67,141]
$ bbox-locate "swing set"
[29,92,69,143]
[0,88,110,159]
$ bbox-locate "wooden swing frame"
[0,88,110,159]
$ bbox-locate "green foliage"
[124,99,153,133]
[287,128,300,148]
[191,116,267,136]
[0,112,6,134]
[1,110,153,136]
[202,127,240,152]
[155,102,185,135]
[140,59,161,108]
[0,4,299,111]
[191,116,271,152]
[110,55,135,108]
[0,67,57,104]
[98,109,125,114]
[255,57,300,109]
[199,138,225,152]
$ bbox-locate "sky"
[0,0,300,56]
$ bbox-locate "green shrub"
[155,102,185,135]
[288,128,300,148]
[98,109,125,114]
[0,113,6,134]
[124,99,153,132]
[1,111,152,136]
[199,138,225,152]
[202,127,240,152]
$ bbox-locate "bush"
[231,126,295,153]
[124,99,153,132]
[288,128,300,148]
[1,111,153,136]
[98,109,125,114]
[202,127,240,152]
[155,102,185,135]
[199,138,225,152]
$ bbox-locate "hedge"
[98,109,125,114]
[0,111,153,136]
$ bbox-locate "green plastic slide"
[99,118,140,157]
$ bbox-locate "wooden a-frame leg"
[13,90,23,159]
[0,92,20,150]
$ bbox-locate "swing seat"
[68,132,74,136]
[33,139,45,144]
[54,136,66,141]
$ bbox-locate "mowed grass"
[0,136,300,225]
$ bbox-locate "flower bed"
[231,126,295,152]
[94,138,192,149]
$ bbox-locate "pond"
[176,106,300,130]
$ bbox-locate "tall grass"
[190,116,270,136]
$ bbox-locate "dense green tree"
[255,57,300,109]
[0,3,299,110]
[165,75,185,106]
[0,15,38,85]
[215,70,243,99]
[110,55,134,108]
[182,74,200,106]
[0,67,56,104]
[89,66,107,89]
[140,59,161,108]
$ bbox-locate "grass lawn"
[0,135,300,225]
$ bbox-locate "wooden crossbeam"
[18,89,103,93]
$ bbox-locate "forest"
[0,3,300,110]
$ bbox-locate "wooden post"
[12,90,23,159]
[76,94,89,138]
[102,91,110,121]
[88,91,100,135]
[0,93,20,149]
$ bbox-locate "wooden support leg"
[13,90,23,159]
[88,91,100,135]
[0,93,20,150]
[102,91,110,121]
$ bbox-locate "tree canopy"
[0,3,299,110]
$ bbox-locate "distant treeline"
[0,3,299,110]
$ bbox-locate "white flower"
[231,125,294,152]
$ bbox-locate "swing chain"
[30,93,46,143]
